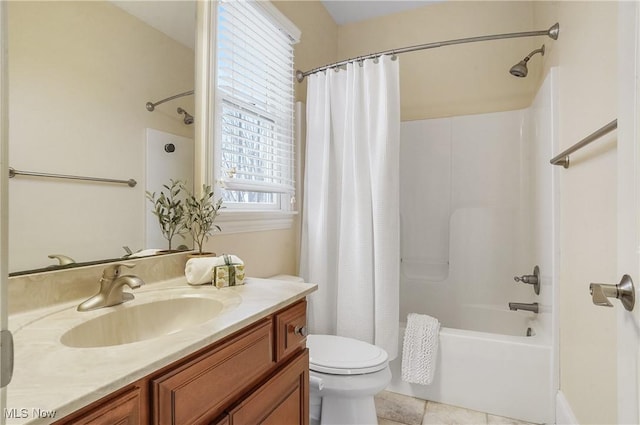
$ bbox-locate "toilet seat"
[307,334,388,375]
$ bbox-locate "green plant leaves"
[145,179,187,250]
[183,183,224,255]
[146,180,224,253]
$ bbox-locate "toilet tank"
[270,274,305,283]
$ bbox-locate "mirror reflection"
[7,1,196,274]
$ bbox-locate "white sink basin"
[60,296,226,348]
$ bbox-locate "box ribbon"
[224,254,236,286]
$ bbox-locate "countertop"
[6,277,317,424]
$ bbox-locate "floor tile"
[379,418,408,425]
[422,401,488,425]
[375,390,426,425]
[487,414,536,425]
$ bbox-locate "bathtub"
[386,319,553,424]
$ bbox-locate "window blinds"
[216,0,296,195]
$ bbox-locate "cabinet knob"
[293,325,308,337]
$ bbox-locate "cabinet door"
[54,386,142,425]
[228,349,309,425]
[152,319,275,425]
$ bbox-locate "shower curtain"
[300,55,400,359]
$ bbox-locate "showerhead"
[509,60,529,78]
[177,107,194,125]
[509,44,545,78]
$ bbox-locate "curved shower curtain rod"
[146,89,194,111]
[295,23,559,82]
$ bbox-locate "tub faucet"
[77,262,145,312]
[508,302,539,314]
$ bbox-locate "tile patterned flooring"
[375,391,537,425]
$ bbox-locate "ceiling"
[320,0,437,25]
[111,1,197,49]
[111,1,439,50]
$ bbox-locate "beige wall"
[8,1,194,272]
[337,1,539,121]
[534,2,618,424]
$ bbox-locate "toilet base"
[319,395,378,425]
[310,366,391,425]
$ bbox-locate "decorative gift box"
[213,254,245,288]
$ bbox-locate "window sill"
[215,210,298,234]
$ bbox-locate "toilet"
[308,334,391,425]
[270,275,392,425]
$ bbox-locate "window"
[212,0,299,231]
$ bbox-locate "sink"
[60,296,225,348]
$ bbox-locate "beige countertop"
[6,277,317,424]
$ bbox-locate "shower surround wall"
[400,108,534,331]
[391,70,557,423]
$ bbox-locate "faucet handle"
[513,265,540,295]
[102,262,136,279]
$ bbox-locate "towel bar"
[9,167,137,187]
[550,119,617,168]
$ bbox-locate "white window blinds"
[215,0,296,204]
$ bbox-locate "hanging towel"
[185,255,244,285]
[401,313,440,385]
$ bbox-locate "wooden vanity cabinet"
[54,300,308,425]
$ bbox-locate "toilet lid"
[307,334,389,375]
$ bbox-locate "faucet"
[508,302,539,314]
[77,263,145,312]
[48,254,76,266]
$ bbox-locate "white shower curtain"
[300,55,400,359]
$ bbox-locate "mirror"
[7,1,196,274]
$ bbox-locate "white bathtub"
[386,322,553,424]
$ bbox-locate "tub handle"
[514,265,540,295]
[589,275,635,311]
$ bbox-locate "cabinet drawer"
[54,386,142,425]
[152,319,275,425]
[228,349,309,425]
[275,300,307,362]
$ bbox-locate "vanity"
[6,254,317,425]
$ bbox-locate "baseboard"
[556,391,579,424]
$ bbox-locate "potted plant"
[145,179,187,251]
[184,183,223,256]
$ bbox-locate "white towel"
[185,255,244,285]
[401,313,440,385]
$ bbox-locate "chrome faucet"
[508,302,539,314]
[77,263,145,312]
